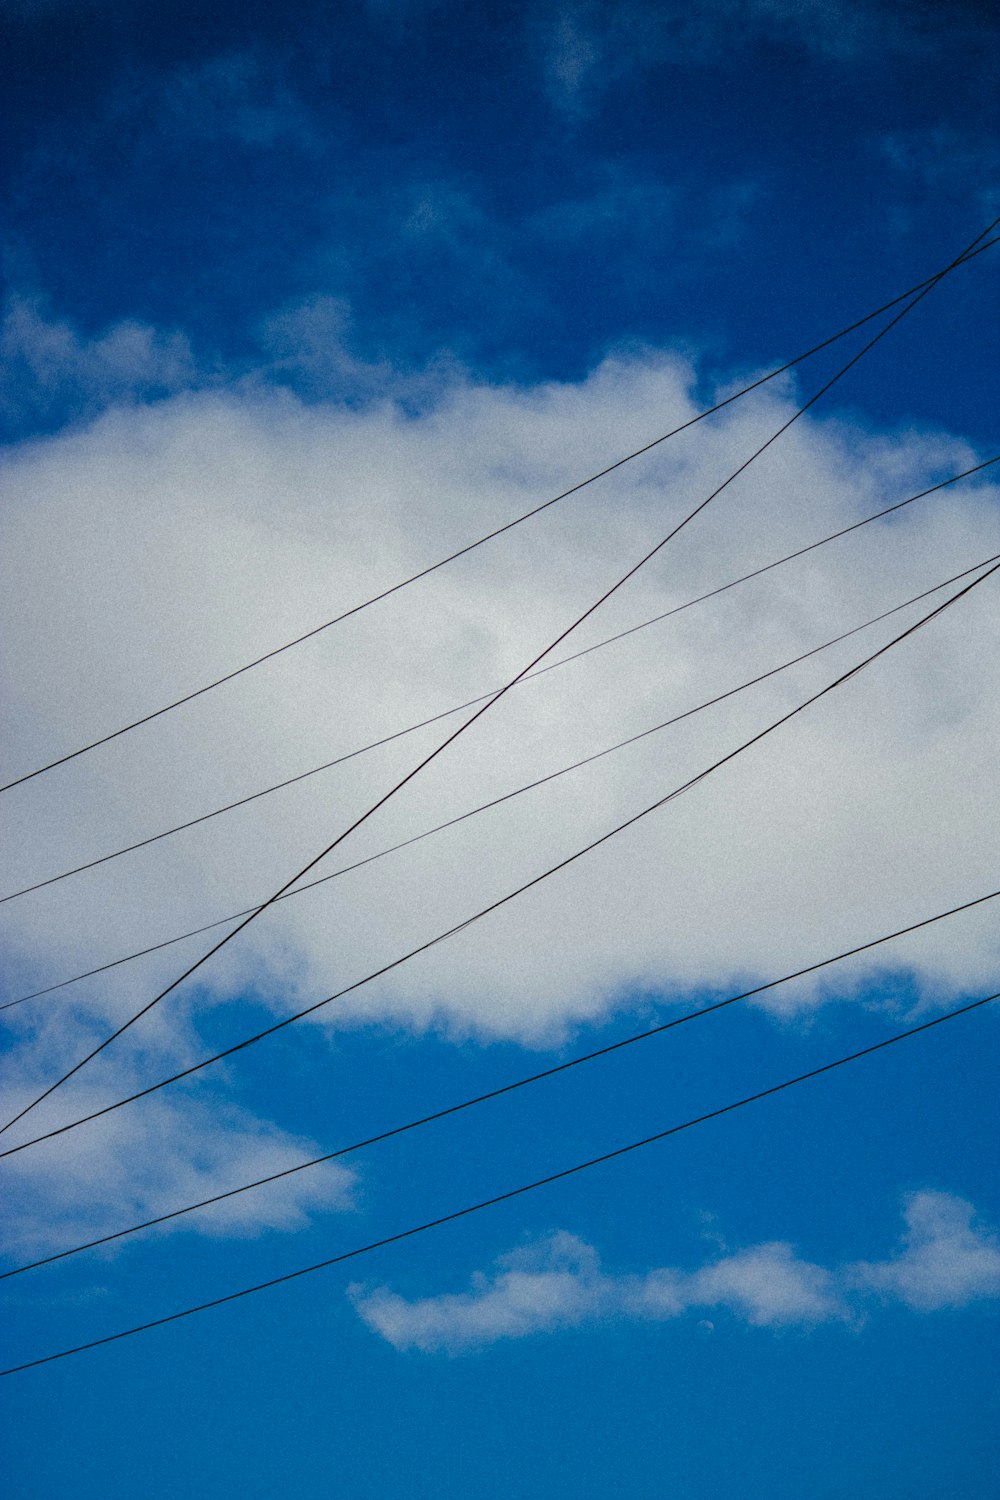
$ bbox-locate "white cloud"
[849,1191,1000,1311]
[351,1232,610,1351]
[350,1192,1000,1352]
[2,348,997,1046]
[1,341,998,1252]
[0,1010,355,1258]
[685,1241,843,1326]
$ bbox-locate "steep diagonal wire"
[3,886,996,1280]
[3,234,996,799]
[5,215,993,1140]
[4,455,995,911]
[3,547,996,1014]
[3,553,996,1161]
[2,989,995,1377]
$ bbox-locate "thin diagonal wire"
[5,215,990,1139]
[4,554,995,1161]
[4,886,996,1280]
[4,546,996,1014]
[2,990,995,1377]
[4,454,994,911]
[3,235,996,798]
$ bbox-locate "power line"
[5,216,989,1139]
[4,547,996,1015]
[3,886,996,1281]
[2,988,995,1377]
[4,555,996,1160]
[2,234,996,800]
[4,455,994,912]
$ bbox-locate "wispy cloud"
[879,128,1000,223]
[0,296,196,431]
[350,1192,1000,1351]
[156,51,319,151]
[535,0,967,118]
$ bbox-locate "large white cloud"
[2,350,997,1033]
[0,347,998,1245]
[350,1190,1000,1352]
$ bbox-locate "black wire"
[2,989,995,1377]
[4,555,996,1160]
[4,545,996,1015]
[3,886,996,1281]
[4,454,994,912]
[3,235,996,800]
[5,216,991,1140]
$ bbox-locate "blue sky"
[1,1,999,1496]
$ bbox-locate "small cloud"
[350,1232,610,1352]
[849,1191,1000,1311]
[0,1007,355,1260]
[687,1241,846,1326]
[351,1193,1000,1353]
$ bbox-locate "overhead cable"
[2,988,995,1376]
[3,553,996,1160]
[3,886,996,1280]
[3,455,995,912]
[5,213,990,1140]
[2,234,996,799]
[4,548,996,1014]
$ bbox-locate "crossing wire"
[2,885,995,1280]
[5,212,993,1140]
[2,232,996,799]
[3,455,995,912]
[3,553,996,1162]
[2,989,995,1377]
[3,547,996,1014]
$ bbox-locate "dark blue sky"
[3,0,998,437]
[2,3,999,1496]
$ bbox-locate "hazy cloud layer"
[351,1191,1000,1351]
